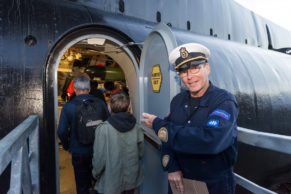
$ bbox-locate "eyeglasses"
[178,64,205,78]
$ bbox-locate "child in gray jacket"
[92,91,144,194]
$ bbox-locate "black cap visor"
[177,60,207,72]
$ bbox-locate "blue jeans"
[72,153,93,194]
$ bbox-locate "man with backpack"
[58,75,109,194]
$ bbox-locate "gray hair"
[73,75,90,90]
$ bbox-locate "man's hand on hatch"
[141,113,157,129]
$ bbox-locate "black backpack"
[72,98,108,145]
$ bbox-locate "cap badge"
[179,47,189,59]
[158,127,168,142]
[162,155,170,167]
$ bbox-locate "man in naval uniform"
[142,43,238,194]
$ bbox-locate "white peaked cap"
[169,43,210,70]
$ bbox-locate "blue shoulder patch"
[206,119,220,127]
[210,109,230,120]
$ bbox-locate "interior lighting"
[87,38,106,45]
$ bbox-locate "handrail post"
[29,118,40,194]
[9,147,23,194]
[22,143,32,194]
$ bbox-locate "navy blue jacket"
[153,83,238,180]
[57,94,109,154]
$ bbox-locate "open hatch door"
[139,23,178,194]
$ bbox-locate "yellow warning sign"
[151,64,162,93]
